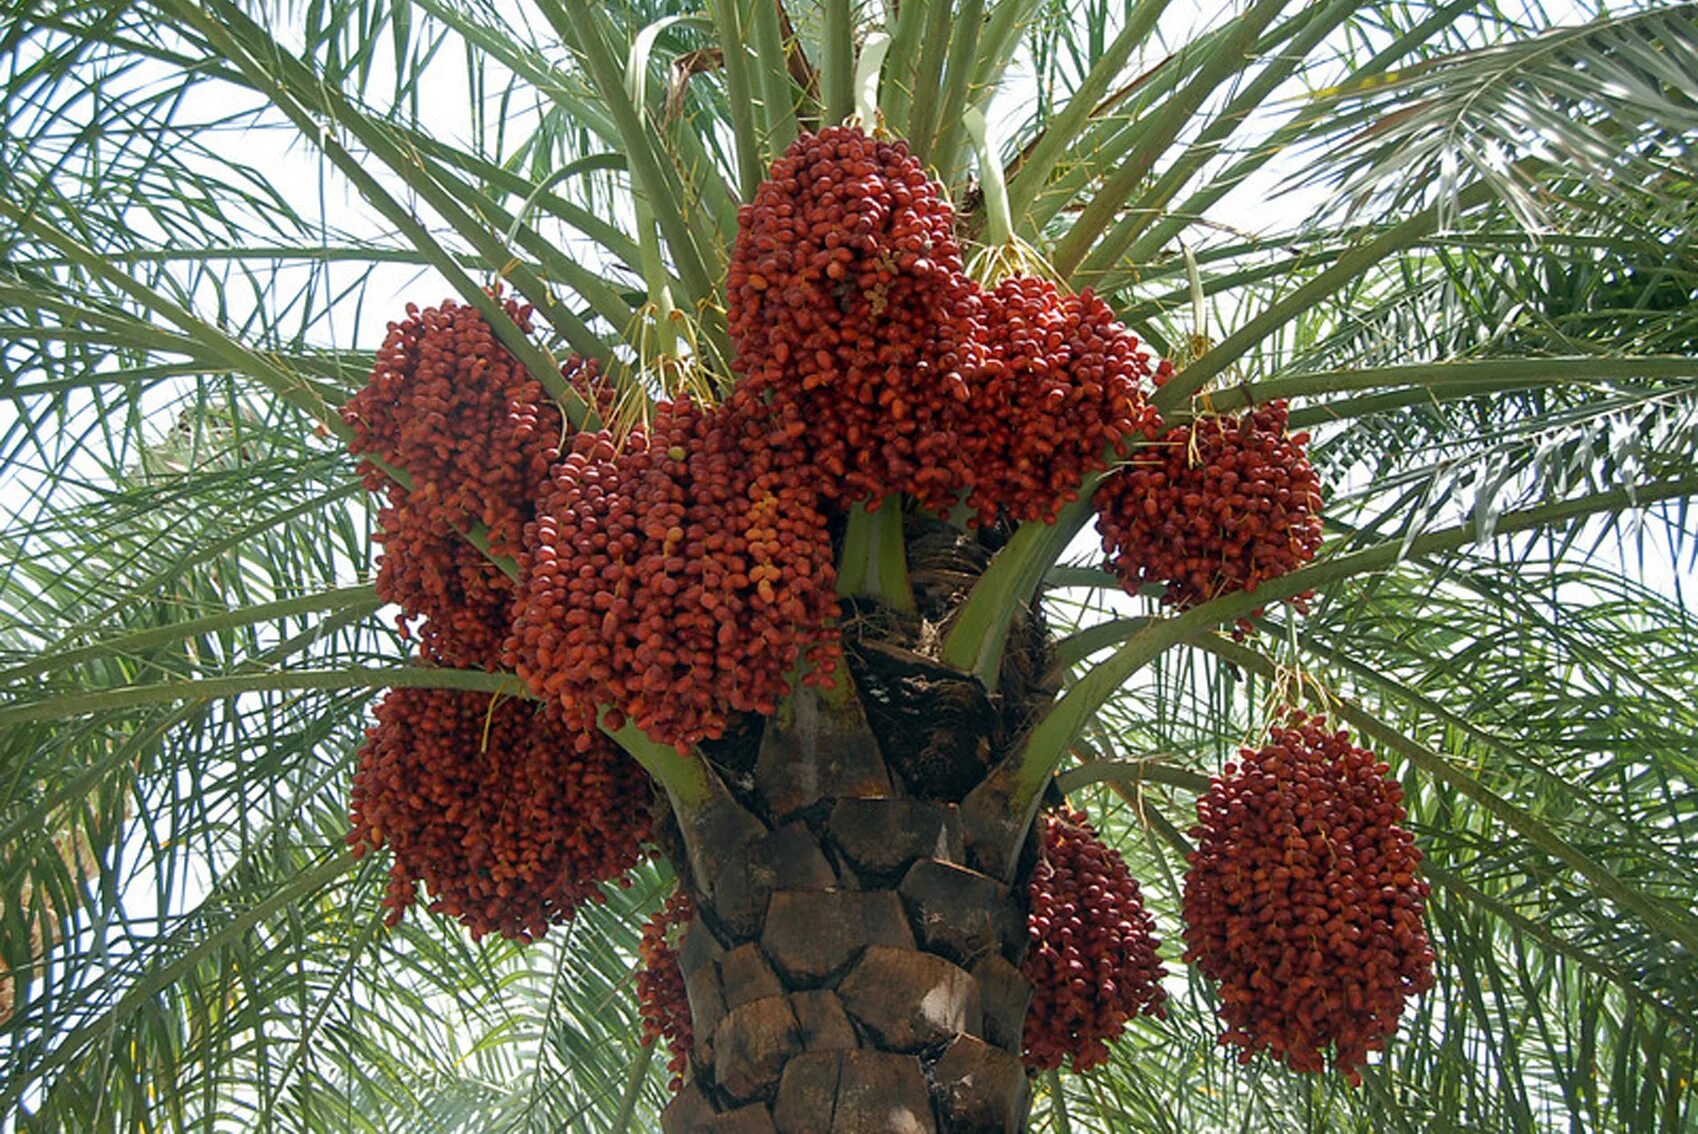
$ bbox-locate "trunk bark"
[660,680,1040,1133]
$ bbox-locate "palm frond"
[5,1,1698,1130]
[1305,4,1698,232]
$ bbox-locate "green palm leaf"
[4,1,1696,1129]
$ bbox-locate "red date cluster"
[341,294,601,668]
[346,686,652,941]
[964,278,1166,525]
[342,293,565,554]
[725,128,1185,529]
[1093,400,1323,635]
[636,888,695,1090]
[367,494,517,669]
[726,127,987,515]
[1182,714,1435,1083]
[1022,811,1168,1072]
[506,395,841,752]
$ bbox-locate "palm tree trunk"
[661,678,1038,1133]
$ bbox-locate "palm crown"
[2,0,1696,1130]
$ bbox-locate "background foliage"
[2,0,1696,1129]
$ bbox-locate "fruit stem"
[964,104,1012,248]
[821,0,855,125]
[604,716,712,810]
[940,491,1093,682]
[1047,1070,1073,1134]
[836,497,917,615]
[850,31,892,131]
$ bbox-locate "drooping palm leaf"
[3,0,1696,1130]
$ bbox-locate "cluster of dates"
[337,127,1429,1087]
[727,127,1173,528]
[636,889,695,1090]
[340,293,565,669]
[341,294,652,939]
[1184,713,1436,1082]
[1008,722,1432,1079]
[1094,398,1324,635]
[346,687,650,940]
[504,394,841,751]
[1021,811,1168,1072]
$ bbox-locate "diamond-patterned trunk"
[660,679,1039,1133]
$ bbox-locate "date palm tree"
[3,0,1696,1129]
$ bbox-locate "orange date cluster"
[505,395,841,752]
[1021,811,1168,1073]
[726,126,989,516]
[726,129,1179,535]
[366,493,518,670]
[346,686,652,941]
[340,293,599,669]
[636,889,695,1090]
[965,277,1167,526]
[1093,399,1324,635]
[1182,714,1435,1083]
[342,293,564,554]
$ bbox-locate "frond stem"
[0,585,381,686]
[837,498,917,615]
